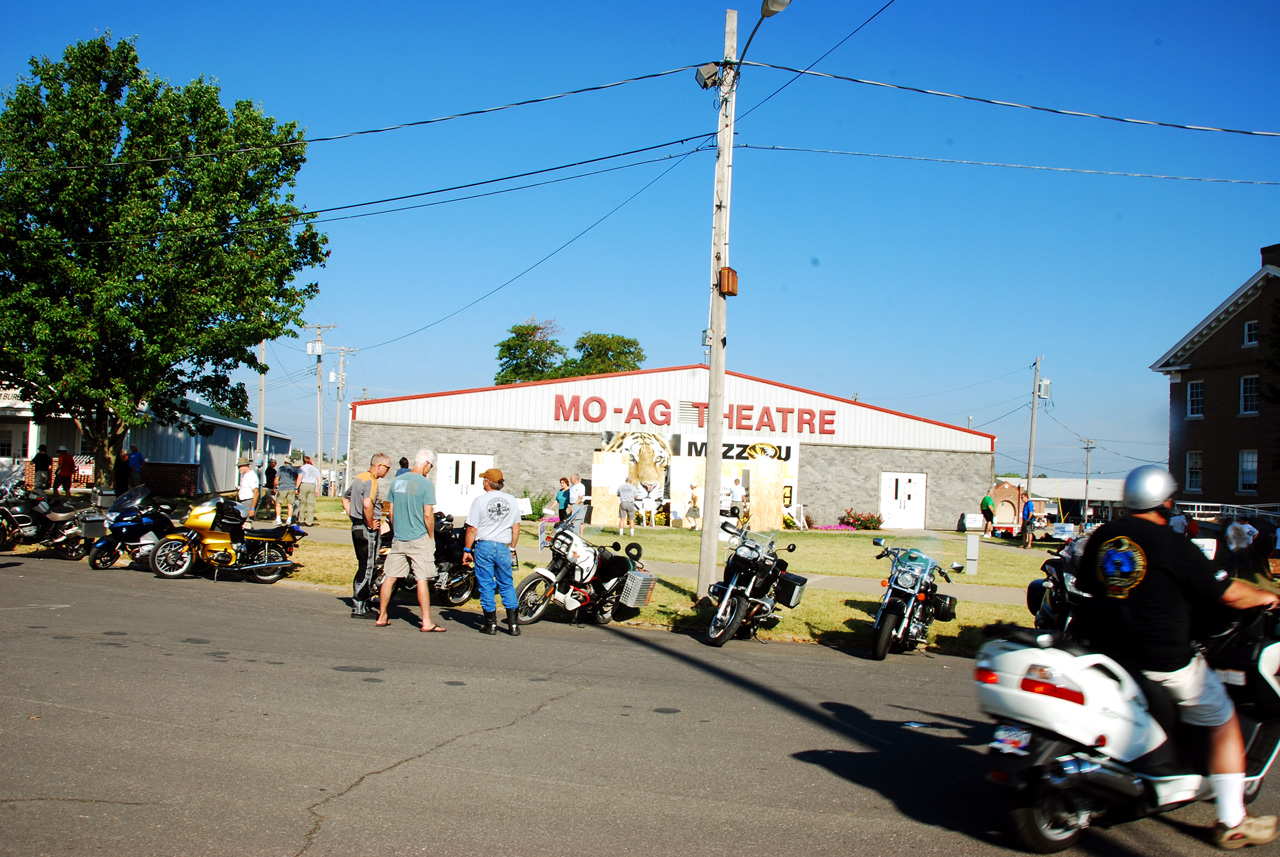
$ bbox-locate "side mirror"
[872,537,885,547]
[786,544,796,553]
[720,520,738,535]
[611,542,622,551]
[950,562,964,573]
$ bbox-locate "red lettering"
[736,404,754,429]
[583,396,606,423]
[649,400,671,426]
[692,402,709,428]
[554,394,580,422]
[755,406,775,432]
[776,407,794,432]
[819,410,836,434]
[624,398,646,424]
[798,408,816,433]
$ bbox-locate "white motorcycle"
[974,616,1280,853]
[514,509,652,626]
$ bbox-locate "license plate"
[991,723,1033,755]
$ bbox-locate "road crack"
[293,684,587,856]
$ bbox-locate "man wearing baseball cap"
[463,468,522,636]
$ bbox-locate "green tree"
[555,332,645,378]
[494,318,567,385]
[0,36,327,483]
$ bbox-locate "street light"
[695,2,790,600]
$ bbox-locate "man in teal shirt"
[376,448,444,631]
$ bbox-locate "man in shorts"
[980,490,995,537]
[274,458,298,525]
[616,476,638,536]
[1078,466,1280,848]
[376,448,443,632]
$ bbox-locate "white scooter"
[974,616,1280,853]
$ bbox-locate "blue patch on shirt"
[1097,535,1147,599]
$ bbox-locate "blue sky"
[5,1,1277,481]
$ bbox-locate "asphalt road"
[1,554,1267,856]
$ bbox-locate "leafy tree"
[493,320,644,384]
[495,318,566,385]
[0,36,326,483]
[554,332,645,378]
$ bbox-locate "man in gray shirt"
[616,477,638,536]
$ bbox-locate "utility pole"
[696,9,739,600]
[1025,356,1042,518]
[305,324,335,463]
[256,339,266,466]
[330,347,356,497]
[1082,438,1095,529]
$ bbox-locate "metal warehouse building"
[347,365,994,529]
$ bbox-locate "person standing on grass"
[556,477,570,522]
[616,476,637,536]
[980,491,996,537]
[376,448,443,632]
[296,457,321,526]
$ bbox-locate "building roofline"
[1151,265,1280,374]
[351,364,996,449]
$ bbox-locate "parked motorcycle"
[84,485,177,569]
[975,614,1280,853]
[704,519,805,647]
[515,509,651,626]
[149,494,305,583]
[370,513,478,606]
[0,473,86,560]
[867,535,961,660]
[1025,536,1091,634]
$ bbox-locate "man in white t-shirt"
[568,472,586,533]
[464,469,522,636]
[237,457,260,506]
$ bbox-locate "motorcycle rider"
[1077,465,1280,849]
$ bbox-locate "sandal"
[421,624,447,633]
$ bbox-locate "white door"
[436,453,494,520]
[879,472,926,529]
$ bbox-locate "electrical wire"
[873,365,1032,402]
[972,402,1029,429]
[741,62,1280,137]
[0,66,699,176]
[737,144,1280,186]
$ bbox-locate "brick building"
[1151,243,1280,504]
[347,365,995,528]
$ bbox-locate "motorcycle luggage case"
[775,571,807,609]
[619,568,656,607]
[934,594,958,622]
[81,516,107,541]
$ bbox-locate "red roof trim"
[353,364,995,448]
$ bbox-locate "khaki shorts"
[383,535,434,583]
[1143,652,1235,727]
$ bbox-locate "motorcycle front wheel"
[705,593,748,647]
[248,544,289,584]
[0,519,15,552]
[870,612,900,660]
[56,539,86,561]
[1008,786,1086,854]
[438,565,475,606]
[151,540,195,579]
[515,574,554,625]
[88,544,122,569]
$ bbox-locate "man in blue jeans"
[463,468,522,636]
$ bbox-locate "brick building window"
[1185,451,1203,493]
[0,429,11,458]
[1241,375,1259,415]
[1245,320,1259,347]
[1187,380,1204,418]
[1240,449,1258,493]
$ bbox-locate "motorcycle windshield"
[108,485,152,513]
[886,533,946,575]
[1,472,22,495]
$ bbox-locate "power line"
[741,62,1280,138]
[737,144,1280,186]
[873,365,1031,402]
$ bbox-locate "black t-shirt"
[31,452,51,471]
[265,467,277,489]
[1077,516,1231,672]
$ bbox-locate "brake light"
[1020,664,1085,705]
[974,666,999,684]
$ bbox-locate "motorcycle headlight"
[735,544,759,561]
[896,571,919,589]
[105,512,118,526]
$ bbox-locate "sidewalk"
[296,524,1028,606]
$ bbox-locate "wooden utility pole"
[306,325,335,461]
[1025,356,1042,520]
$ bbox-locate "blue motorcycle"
[86,486,177,569]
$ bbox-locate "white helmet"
[1122,465,1177,512]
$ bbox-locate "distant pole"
[331,347,354,496]
[256,339,266,465]
[306,324,335,461]
[1082,438,1095,528]
[1025,356,1041,512]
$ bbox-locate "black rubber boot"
[481,610,498,635]
[506,608,521,637]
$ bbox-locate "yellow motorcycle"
[149,494,305,583]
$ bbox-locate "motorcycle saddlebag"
[933,594,958,623]
[81,515,107,542]
[619,568,656,608]
[774,572,807,609]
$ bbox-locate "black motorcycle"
[704,519,805,646]
[370,513,477,607]
[0,473,86,560]
[868,536,962,659]
[1025,535,1091,634]
[84,485,177,569]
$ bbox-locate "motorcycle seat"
[46,510,79,522]
[598,554,632,582]
[245,526,292,539]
